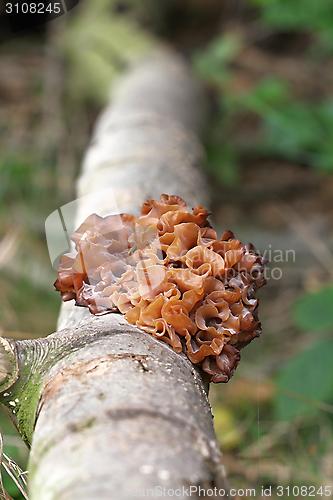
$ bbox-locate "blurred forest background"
[1,0,333,497]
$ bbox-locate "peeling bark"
[0,49,228,499]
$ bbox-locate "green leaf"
[275,339,333,421]
[206,144,239,186]
[250,0,333,53]
[238,77,290,112]
[294,285,333,332]
[193,35,241,86]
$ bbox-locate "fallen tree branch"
[0,49,228,499]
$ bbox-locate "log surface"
[4,49,227,500]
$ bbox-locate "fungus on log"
[0,49,265,499]
[55,194,265,384]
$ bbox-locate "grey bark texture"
[0,49,228,499]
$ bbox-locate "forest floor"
[1,3,333,497]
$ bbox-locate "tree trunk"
[0,49,227,500]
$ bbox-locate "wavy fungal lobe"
[55,195,266,383]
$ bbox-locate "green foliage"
[252,0,333,52]
[0,273,59,335]
[294,285,333,332]
[194,35,241,86]
[193,36,242,185]
[275,285,333,421]
[229,79,333,172]
[0,158,36,202]
[0,156,57,218]
[194,0,333,183]
[206,143,239,186]
[228,77,290,112]
[0,410,28,499]
[275,339,333,421]
[194,30,333,183]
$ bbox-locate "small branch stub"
[0,338,19,393]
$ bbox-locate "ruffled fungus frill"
[55,194,266,383]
